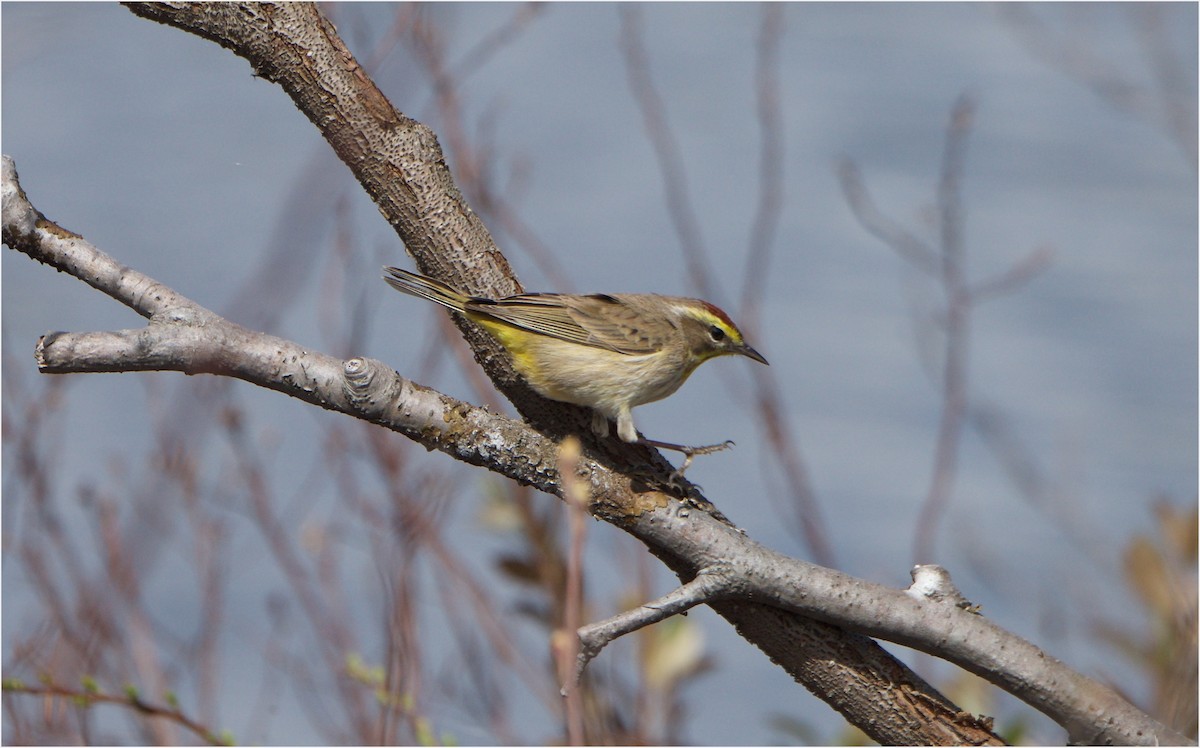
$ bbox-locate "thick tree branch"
[6,154,1184,742]
[124,0,566,434]
[5,150,999,746]
[4,2,1186,744]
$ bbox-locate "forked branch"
[4,3,1188,744]
[5,152,995,746]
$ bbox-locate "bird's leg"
[639,437,734,459]
[604,409,734,483]
[637,437,735,485]
[591,410,613,439]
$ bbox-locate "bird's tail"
[382,267,472,312]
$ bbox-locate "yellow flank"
[469,313,545,380]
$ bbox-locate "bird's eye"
[708,325,726,342]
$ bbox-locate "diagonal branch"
[569,567,736,691]
[837,158,940,276]
[7,152,1184,744]
[6,4,1184,744]
[4,147,994,746]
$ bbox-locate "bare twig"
[999,4,1197,171]
[739,3,787,329]
[969,246,1055,303]
[913,94,975,563]
[619,5,718,300]
[2,679,230,746]
[572,568,733,685]
[406,5,574,290]
[839,95,1052,563]
[7,4,1178,743]
[620,4,835,566]
[359,425,561,716]
[750,373,836,566]
[6,157,1004,743]
[555,436,588,745]
[837,159,940,276]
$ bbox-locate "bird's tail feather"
[382,267,471,312]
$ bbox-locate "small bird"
[382,267,768,455]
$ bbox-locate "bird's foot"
[637,438,735,488]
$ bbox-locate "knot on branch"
[154,306,204,326]
[341,356,393,410]
[906,564,981,614]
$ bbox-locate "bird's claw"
[641,439,734,488]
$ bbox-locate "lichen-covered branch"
[7,152,1182,743]
[3,3,1186,744]
[3,150,998,747]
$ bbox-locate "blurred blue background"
[3,3,1195,744]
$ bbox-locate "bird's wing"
[466,293,664,355]
[565,294,671,354]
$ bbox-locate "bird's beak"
[738,343,769,366]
